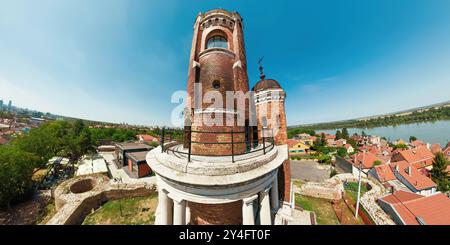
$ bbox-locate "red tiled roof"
[390,161,436,190]
[344,144,352,149]
[352,152,383,169]
[380,191,450,225]
[287,139,300,148]
[136,134,158,142]
[373,164,396,182]
[430,144,442,154]
[410,140,426,147]
[392,146,434,168]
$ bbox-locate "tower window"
[206,36,228,49]
[212,80,221,90]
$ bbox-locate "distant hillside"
[289,101,450,130]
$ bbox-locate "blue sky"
[1,0,450,126]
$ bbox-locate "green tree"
[337,147,347,158]
[342,128,349,139]
[318,154,331,165]
[409,136,417,142]
[373,160,382,166]
[335,130,342,140]
[0,146,38,208]
[430,152,450,192]
[394,143,408,150]
[361,131,367,137]
[347,138,358,149]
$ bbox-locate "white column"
[259,190,272,225]
[270,176,280,212]
[157,189,173,225]
[242,195,258,225]
[185,203,191,225]
[173,198,186,225]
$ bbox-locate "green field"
[344,181,369,203]
[83,194,158,225]
[295,194,339,225]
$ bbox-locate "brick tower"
[148,9,292,225]
[253,66,292,211]
[184,9,252,156]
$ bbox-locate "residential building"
[390,161,436,196]
[444,142,450,160]
[335,139,346,147]
[136,134,159,144]
[288,139,310,154]
[391,146,435,170]
[344,144,354,154]
[430,143,442,154]
[378,191,450,225]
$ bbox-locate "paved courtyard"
[99,152,156,185]
[290,160,330,182]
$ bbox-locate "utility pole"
[355,152,364,219]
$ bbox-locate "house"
[410,140,427,148]
[390,161,436,196]
[294,133,311,140]
[136,134,159,143]
[391,146,435,169]
[326,139,337,147]
[114,143,152,168]
[350,152,383,176]
[125,151,152,178]
[378,191,450,225]
[335,152,383,176]
[335,139,347,147]
[324,133,336,140]
[444,142,450,160]
[430,143,442,154]
[369,164,396,184]
[344,144,354,154]
[288,139,310,154]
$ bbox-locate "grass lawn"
[82,194,158,225]
[344,181,369,203]
[37,202,57,224]
[295,194,339,225]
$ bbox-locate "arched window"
[206,36,228,49]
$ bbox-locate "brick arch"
[201,27,234,52]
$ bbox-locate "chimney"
[407,165,412,177]
[395,165,399,172]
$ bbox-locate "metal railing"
[160,127,275,163]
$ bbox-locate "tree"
[342,128,349,139]
[335,130,342,140]
[373,160,382,166]
[0,146,38,208]
[337,147,347,158]
[347,138,358,149]
[430,152,450,192]
[409,136,417,142]
[361,131,367,137]
[318,154,331,165]
[394,143,408,150]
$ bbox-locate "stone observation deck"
[147,142,287,186]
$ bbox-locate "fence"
[160,127,275,163]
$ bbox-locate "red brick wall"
[189,201,243,225]
[138,163,152,178]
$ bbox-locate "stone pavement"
[99,152,156,185]
[291,160,330,182]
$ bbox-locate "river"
[318,120,450,147]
